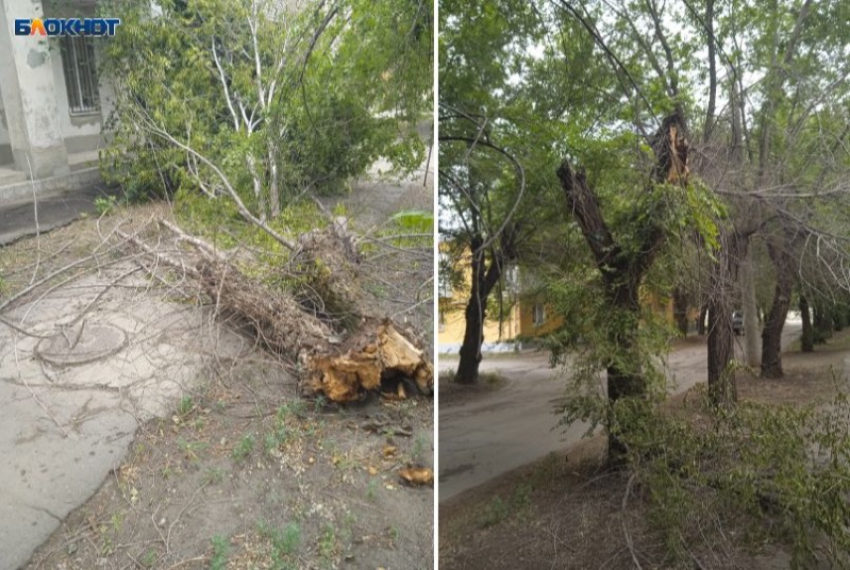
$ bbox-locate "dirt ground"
[439,330,850,570]
[0,182,433,570]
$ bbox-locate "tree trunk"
[706,230,743,405]
[760,239,794,378]
[455,239,504,385]
[697,302,708,335]
[455,290,485,385]
[814,302,833,343]
[557,111,688,463]
[800,294,813,352]
[672,286,689,336]
[605,279,645,462]
[740,247,761,366]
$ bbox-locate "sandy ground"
[438,321,803,502]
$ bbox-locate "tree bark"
[707,230,743,404]
[557,111,688,462]
[455,235,511,385]
[800,294,813,352]
[697,302,708,335]
[813,302,833,343]
[760,238,794,378]
[739,247,760,366]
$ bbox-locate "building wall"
[438,299,521,351]
[45,0,113,155]
[518,302,563,338]
[0,94,11,164]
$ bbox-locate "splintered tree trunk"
[673,286,689,336]
[800,294,814,352]
[760,239,794,379]
[130,216,435,404]
[557,111,689,463]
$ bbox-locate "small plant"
[318,524,337,560]
[411,433,427,462]
[477,496,511,529]
[366,478,379,502]
[176,395,194,418]
[94,195,117,216]
[258,520,301,565]
[231,434,255,462]
[203,467,225,485]
[177,438,209,462]
[140,549,157,568]
[209,535,230,570]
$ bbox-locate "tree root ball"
[306,321,433,402]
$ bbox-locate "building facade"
[0,0,111,202]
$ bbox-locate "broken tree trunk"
[556,110,689,463]
[154,219,433,403]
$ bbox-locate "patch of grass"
[264,424,291,456]
[477,496,511,528]
[411,433,428,462]
[258,520,301,567]
[139,549,157,568]
[176,395,194,418]
[318,524,338,561]
[209,535,230,570]
[366,478,379,502]
[476,482,535,529]
[203,467,225,485]
[177,438,209,462]
[231,434,255,462]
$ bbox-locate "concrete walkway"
[0,183,120,246]
[0,264,248,570]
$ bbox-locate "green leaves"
[98,0,431,211]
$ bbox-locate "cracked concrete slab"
[0,263,248,570]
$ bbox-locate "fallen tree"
[121,218,433,403]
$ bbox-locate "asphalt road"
[439,321,803,502]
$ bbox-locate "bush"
[621,386,850,568]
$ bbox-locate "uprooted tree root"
[126,217,433,403]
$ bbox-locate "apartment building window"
[60,36,100,114]
[533,304,546,327]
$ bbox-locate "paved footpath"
[0,184,120,246]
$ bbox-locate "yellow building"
[438,246,683,353]
[437,253,521,350]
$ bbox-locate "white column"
[0,0,69,178]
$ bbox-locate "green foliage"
[231,434,255,462]
[625,385,850,569]
[98,0,431,211]
[209,535,230,570]
[94,195,118,216]
[257,520,301,567]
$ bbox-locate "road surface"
[439,321,803,502]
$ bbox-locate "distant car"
[732,311,744,335]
